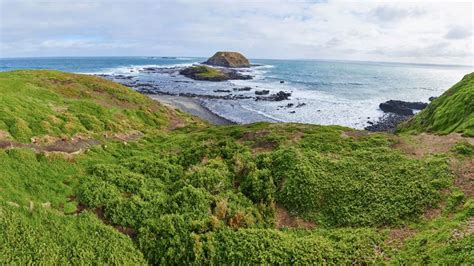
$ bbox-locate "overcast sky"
[1,0,473,65]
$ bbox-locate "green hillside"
[0,70,472,264]
[399,72,474,137]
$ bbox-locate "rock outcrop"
[204,51,250,68]
[379,100,427,116]
[179,65,252,81]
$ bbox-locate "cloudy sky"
[1,0,472,65]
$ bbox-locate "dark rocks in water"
[135,83,154,87]
[289,111,296,114]
[286,103,294,108]
[256,91,291,102]
[214,89,231,93]
[179,65,252,81]
[136,87,160,95]
[280,81,285,83]
[365,113,412,132]
[204,51,250,68]
[296,103,306,108]
[95,74,111,78]
[225,71,252,80]
[233,87,252,91]
[379,100,428,116]
[141,67,160,72]
[274,91,292,101]
[114,75,134,80]
[255,90,270,95]
[429,96,437,101]
[174,80,193,83]
[178,92,252,100]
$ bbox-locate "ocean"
[1,56,471,129]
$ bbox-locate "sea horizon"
[1,55,472,68]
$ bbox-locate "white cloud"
[0,0,472,65]
[445,25,473,40]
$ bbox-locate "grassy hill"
[399,72,474,137]
[0,70,472,264]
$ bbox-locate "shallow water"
[1,56,471,129]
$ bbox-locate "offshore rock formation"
[204,51,250,68]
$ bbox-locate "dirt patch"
[115,225,138,238]
[252,140,278,153]
[0,131,144,155]
[275,204,315,229]
[423,206,443,220]
[290,132,305,142]
[341,130,370,139]
[43,139,101,153]
[386,227,417,248]
[465,217,474,234]
[241,130,270,141]
[113,131,143,141]
[166,109,186,131]
[451,158,474,198]
[0,130,11,140]
[393,133,474,158]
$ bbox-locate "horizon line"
[0,55,472,68]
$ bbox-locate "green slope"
[399,72,474,137]
[0,70,472,264]
[0,70,200,142]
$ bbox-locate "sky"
[0,0,473,65]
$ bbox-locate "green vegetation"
[0,70,199,143]
[179,65,228,81]
[191,66,226,79]
[0,70,472,264]
[399,72,474,137]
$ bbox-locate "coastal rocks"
[204,51,250,68]
[429,96,437,101]
[365,113,412,132]
[214,89,231,93]
[179,65,252,81]
[233,87,252,91]
[256,91,291,102]
[255,90,270,95]
[379,100,428,116]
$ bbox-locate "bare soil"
[275,204,316,229]
[392,133,474,158]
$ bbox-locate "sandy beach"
[147,93,235,125]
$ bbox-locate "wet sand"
[147,94,235,125]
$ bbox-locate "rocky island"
[179,65,252,81]
[179,52,252,81]
[204,51,251,68]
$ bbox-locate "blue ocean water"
[1,56,471,128]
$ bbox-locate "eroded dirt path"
[392,133,474,158]
[0,131,143,155]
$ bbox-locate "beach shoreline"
[146,93,236,125]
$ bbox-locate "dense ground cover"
[0,70,472,264]
[400,72,474,137]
